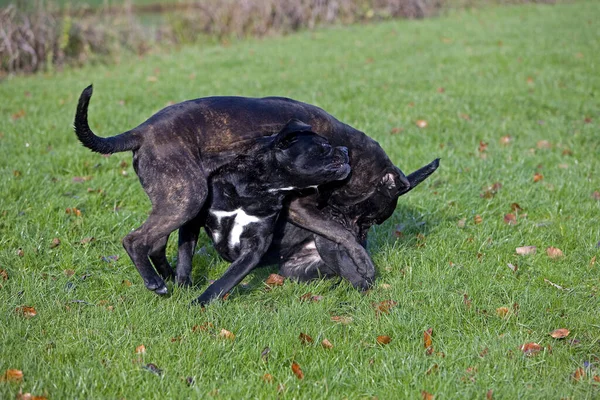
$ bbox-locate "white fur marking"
[210,208,261,248]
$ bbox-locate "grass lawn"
[1,1,599,398]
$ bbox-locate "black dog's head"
[270,119,351,189]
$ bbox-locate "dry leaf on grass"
[16,306,36,318]
[262,373,273,383]
[50,237,61,248]
[299,333,313,345]
[373,300,398,315]
[533,173,543,182]
[546,247,564,259]
[321,338,333,349]
[507,263,518,273]
[474,215,483,224]
[265,274,285,286]
[16,391,47,400]
[421,390,435,400]
[519,342,543,356]
[331,315,353,324]
[503,214,517,225]
[219,329,235,340]
[0,269,8,280]
[416,120,428,128]
[135,345,146,354]
[572,367,586,382]
[549,328,570,339]
[496,307,509,318]
[291,362,304,379]
[424,328,433,355]
[2,369,23,382]
[377,335,392,345]
[516,246,537,255]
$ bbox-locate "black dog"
[74,85,438,294]
[193,123,349,305]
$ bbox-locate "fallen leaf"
[16,391,48,400]
[291,362,304,379]
[380,283,392,290]
[474,215,483,224]
[572,367,586,382]
[65,207,82,217]
[463,294,472,309]
[143,363,162,375]
[262,373,273,383]
[424,328,433,354]
[537,140,552,149]
[416,120,428,128]
[558,163,569,169]
[50,237,61,248]
[426,364,439,375]
[516,246,537,255]
[3,369,23,382]
[101,255,119,263]
[592,191,600,201]
[437,87,445,93]
[421,390,434,400]
[377,335,392,345]
[12,109,25,120]
[549,328,570,339]
[478,141,488,153]
[390,127,403,135]
[72,176,92,183]
[321,338,333,349]
[460,113,471,121]
[544,278,566,290]
[510,203,523,212]
[373,300,398,315]
[300,293,322,302]
[17,248,24,257]
[546,247,564,259]
[331,315,353,324]
[594,375,600,382]
[147,76,158,82]
[486,389,493,400]
[63,269,75,277]
[520,342,543,356]
[261,346,270,363]
[507,263,518,273]
[135,345,146,354]
[533,173,543,183]
[122,279,132,287]
[0,269,8,280]
[584,117,592,124]
[16,306,36,318]
[496,307,509,318]
[219,329,235,340]
[457,218,466,228]
[499,135,512,145]
[299,332,313,344]
[503,214,517,225]
[265,274,285,286]
[591,255,597,267]
[80,237,95,245]
[479,348,489,358]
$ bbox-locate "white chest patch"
[210,208,261,248]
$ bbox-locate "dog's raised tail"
[74,85,140,154]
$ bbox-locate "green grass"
[1,2,599,398]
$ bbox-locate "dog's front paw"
[190,290,217,307]
[144,276,168,295]
[175,275,192,288]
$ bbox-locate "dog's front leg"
[313,235,373,290]
[191,250,263,306]
[287,199,375,287]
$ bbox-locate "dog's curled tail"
[74,85,140,154]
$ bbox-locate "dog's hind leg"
[175,214,204,287]
[148,234,175,281]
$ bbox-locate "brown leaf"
[0,269,8,280]
[262,373,273,383]
[549,328,570,339]
[50,237,61,248]
[496,307,509,318]
[66,207,82,217]
[478,141,488,153]
[390,127,404,135]
[416,120,428,128]
[510,203,523,212]
[424,328,433,353]
[503,214,517,225]
[330,315,353,324]
[377,335,392,345]
[219,329,235,340]
[80,237,95,245]
[463,294,472,309]
[591,255,597,267]
[519,342,543,356]
[486,389,493,400]
[499,135,513,145]
[457,218,466,228]
[373,300,398,315]
[135,344,146,354]
[16,306,36,318]
[533,173,543,183]
[291,362,304,379]
[460,113,471,121]
[265,273,285,286]
[516,246,537,255]
[146,76,158,82]
[536,140,552,149]
[592,191,600,201]
[321,338,333,349]
[3,369,23,382]
[72,176,92,183]
[594,375,600,382]
[546,247,564,259]
[63,269,75,277]
[16,392,48,400]
[122,279,132,287]
[299,292,322,302]
[17,248,25,257]
[473,215,483,224]
[507,263,518,273]
[421,390,434,400]
[299,332,313,345]
[12,109,25,121]
[572,367,586,382]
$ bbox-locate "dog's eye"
[321,143,331,153]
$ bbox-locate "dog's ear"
[274,119,313,148]
[377,170,410,198]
